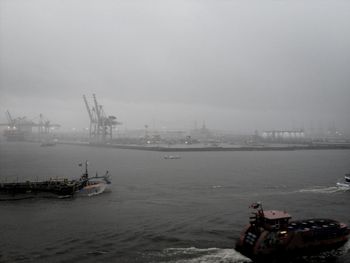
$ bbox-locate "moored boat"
[235,202,350,261]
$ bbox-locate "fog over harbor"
[1,0,350,133]
[1,2,350,262]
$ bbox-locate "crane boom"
[83,95,94,122]
[93,94,101,123]
[84,94,121,142]
[6,110,13,124]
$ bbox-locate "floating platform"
[0,179,77,199]
[0,161,111,200]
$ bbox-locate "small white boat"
[164,155,181,160]
[345,175,350,183]
[336,174,350,189]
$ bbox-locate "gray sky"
[1,0,349,133]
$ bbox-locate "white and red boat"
[76,161,111,197]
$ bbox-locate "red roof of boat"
[263,210,291,220]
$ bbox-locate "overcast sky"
[1,0,349,133]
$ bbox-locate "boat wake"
[160,247,251,263]
[342,240,350,254]
[299,186,348,194]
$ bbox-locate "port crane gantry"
[83,94,121,142]
[0,111,60,140]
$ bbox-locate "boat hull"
[77,182,107,197]
[236,220,350,261]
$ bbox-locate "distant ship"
[40,141,57,147]
[235,202,350,261]
[164,155,181,160]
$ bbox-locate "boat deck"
[288,219,340,231]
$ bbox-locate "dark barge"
[0,179,77,198]
[0,161,111,199]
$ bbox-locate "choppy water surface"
[0,142,349,262]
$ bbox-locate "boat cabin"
[249,202,291,230]
[250,210,292,230]
[253,210,291,230]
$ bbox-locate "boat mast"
[84,160,89,178]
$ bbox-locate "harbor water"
[0,142,349,262]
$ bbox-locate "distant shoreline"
[57,141,350,152]
[2,140,350,152]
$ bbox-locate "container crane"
[38,114,61,134]
[0,111,60,141]
[83,94,121,143]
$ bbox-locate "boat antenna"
[84,160,89,179]
[258,201,263,213]
[250,201,264,216]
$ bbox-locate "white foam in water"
[163,247,251,263]
[342,240,350,254]
[299,186,345,194]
